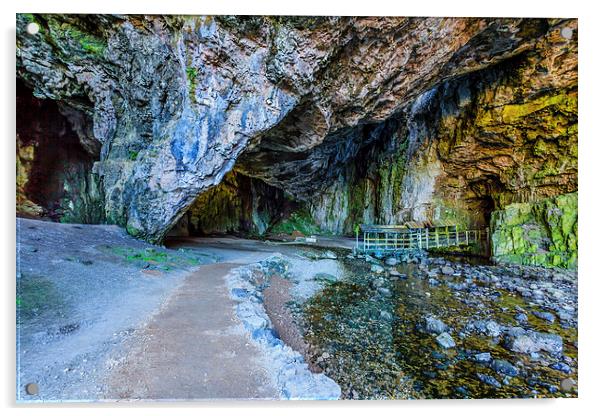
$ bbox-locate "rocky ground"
[16,219,577,401]
[16,218,220,401]
[296,251,578,399]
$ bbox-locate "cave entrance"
[16,79,103,223]
[166,171,300,238]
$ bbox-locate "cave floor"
[106,262,278,400]
[16,219,300,401]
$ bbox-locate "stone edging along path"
[225,254,341,400]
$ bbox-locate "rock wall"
[308,20,577,267]
[490,192,577,268]
[17,14,562,242]
[16,15,577,266]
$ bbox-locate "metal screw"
[561,27,573,40]
[26,22,40,35]
[25,383,39,395]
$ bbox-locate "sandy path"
[106,262,278,400]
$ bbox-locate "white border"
[2,1,600,415]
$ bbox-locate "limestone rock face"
[309,20,577,243]
[16,14,567,242]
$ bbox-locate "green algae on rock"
[490,192,577,268]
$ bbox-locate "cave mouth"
[167,170,304,239]
[16,79,104,223]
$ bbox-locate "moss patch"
[269,208,321,236]
[490,192,577,268]
[17,275,66,321]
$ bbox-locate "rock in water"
[423,315,448,335]
[322,250,338,260]
[474,352,492,363]
[477,373,502,388]
[504,329,563,354]
[385,257,399,266]
[441,266,455,275]
[560,378,576,392]
[474,320,502,337]
[533,311,556,323]
[491,359,519,377]
[370,264,385,274]
[550,362,572,374]
[436,332,456,349]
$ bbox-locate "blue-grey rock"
[504,330,563,354]
[474,352,492,363]
[428,278,440,286]
[322,250,338,260]
[491,359,519,377]
[515,313,528,324]
[436,332,456,349]
[385,257,399,266]
[474,319,502,337]
[441,266,455,275]
[477,373,501,388]
[377,287,391,296]
[533,311,556,323]
[371,264,385,274]
[550,362,572,374]
[423,315,448,335]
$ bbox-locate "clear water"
[300,256,578,399]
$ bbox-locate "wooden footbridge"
[356,223,488,254]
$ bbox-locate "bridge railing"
[358,225,489,253]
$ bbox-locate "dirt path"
[106,262,278,400]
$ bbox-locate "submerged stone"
[477,373,501,388]
[491,359,519,377]
[435,332,456,349]
[370,264,385,274]
[423,315,448,335]
[504,329,563,355]
[474,352,492,363]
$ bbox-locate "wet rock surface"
[297,252,577,399]
[16,15,576,243]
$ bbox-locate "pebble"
[435,332,456,349]
[371,264,385,274]
[474,352,492,363]
[477,373,501,388]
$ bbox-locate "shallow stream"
[295,254,578,399]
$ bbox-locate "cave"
[15,14,577,264]
[15,14,580,402]
[16,79,104,223]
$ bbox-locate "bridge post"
[425,228,429,249]
[435,228,440,248]
[456,227,459,246]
